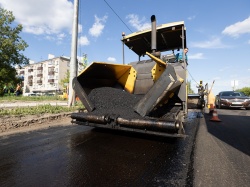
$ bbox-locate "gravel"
[88,87,144,119]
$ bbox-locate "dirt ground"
[0,112,73,136]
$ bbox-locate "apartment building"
[16,56,70,95]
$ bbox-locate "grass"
[0,95,64,102]
[0,95,84,116]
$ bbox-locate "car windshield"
[221,92,244,96]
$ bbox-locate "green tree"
[0,7,29,95]
[60,70,70,89]
[236,87,250,96]
[187,80,195,94]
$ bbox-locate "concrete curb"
[0,112,72,133]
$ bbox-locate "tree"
[60,70,70,89]
[187,80,195,94]
[0,7,29,95]
[236,87,250,96]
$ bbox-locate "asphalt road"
[0,109,249,187]
[0,111,200,187]
[194,108,250,187]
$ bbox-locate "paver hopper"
[71,15,189,137]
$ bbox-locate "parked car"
[215,91,250,110]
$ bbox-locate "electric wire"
[187,69,200,87]
[103,0,133,33]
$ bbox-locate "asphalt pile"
[88,87,144,119]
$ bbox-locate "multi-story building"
[16,56,70,95]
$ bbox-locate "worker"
[176,48,188,63]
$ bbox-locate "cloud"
[44,33,66,43]
[222,16,250,38]
[78,36,90,46]
[78,24,83,33]
[89,15,108,37]
[190,36,229,49]
[0,0,75,36]
[107,57,116,62]
[188,53,204,59]
[126,14,151,31]
[187,15,196,21]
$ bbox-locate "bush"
[236,87,250,96]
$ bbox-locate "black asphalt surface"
[194,108,250,187]
[0,111,200,187]
[1,108,249,187]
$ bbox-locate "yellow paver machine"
[71,15,197,137]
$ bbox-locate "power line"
[103,0,133,33]
[187,69,199,86]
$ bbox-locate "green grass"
[0,95,63,101]
[0,104,82,116]
[0,95,84,116]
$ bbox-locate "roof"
[121,21,186,56]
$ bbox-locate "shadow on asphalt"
[204,112,250,156]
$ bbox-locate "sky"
[0,0,250,95]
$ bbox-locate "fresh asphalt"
[193,108,250,187]
[0,105,249,186]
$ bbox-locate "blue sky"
[0,0,250,95]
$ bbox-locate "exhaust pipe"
[151,15,156,53]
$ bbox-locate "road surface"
[0,109,249,186]
[194,108,250,187]
[0,111,200,187]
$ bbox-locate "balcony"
[48,79,54,83]
[28,80,33,86]
[37,73,43,77]
[28,75,33,80]
[20,70,25,74]
[37,80,42,84]
[48,71,55,75]
[37,66,43,70]
[28,69,33,72]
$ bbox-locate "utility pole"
[122,32,125,65]
[68,0,79,107]
[231,80,238,91]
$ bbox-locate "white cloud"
[126,14,151,31]
[78,24,83,33]
[187,15,196,21]
[248,40,250,44]
[57,33,66,41]
[190,36,229,49]
[222,16,250,38]
[0,0,75,36]
[89,15,108,37]
[44,33,65,43]
[188,53,204,59]
[107,57,116,62]
[78,36,90,46]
